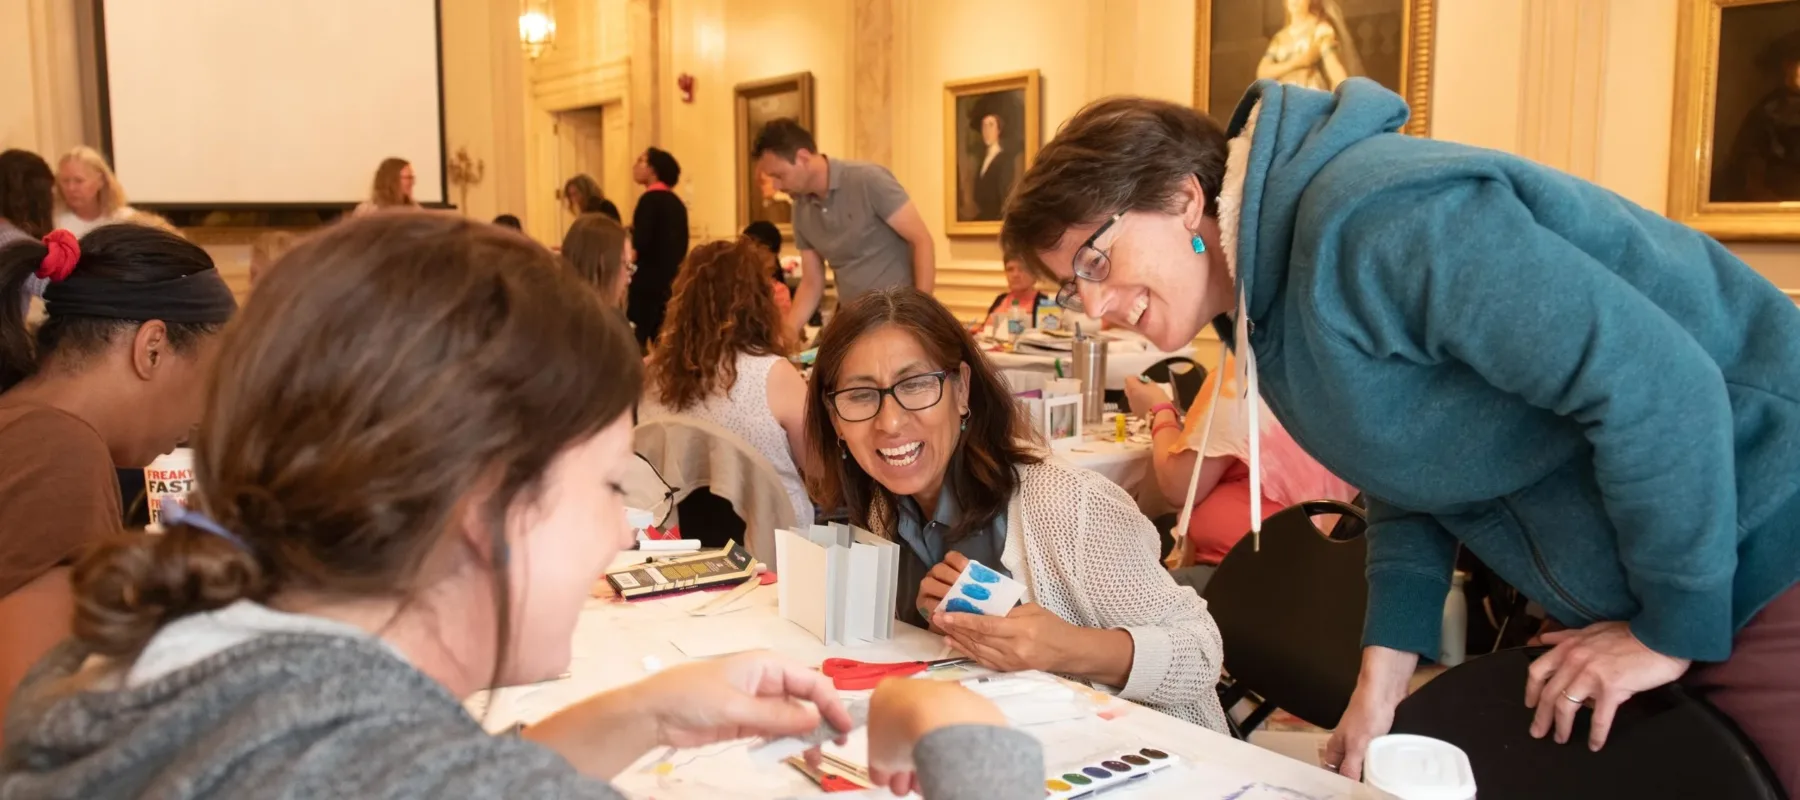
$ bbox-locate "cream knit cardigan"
[870,458,1228,732]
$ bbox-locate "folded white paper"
[775,523,898,645]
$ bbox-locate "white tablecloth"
[984,333,1195,391]
[469,559,1378,799]
[1056,420,1171,517]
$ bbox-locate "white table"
[470,560,1381,799]
[984,334,1195,391]
[1058,421,1171,517]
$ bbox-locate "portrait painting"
[943,70,1041,236]
[1672,0,1800,239]
[1195,0,1435,136]
[735,72,814,235]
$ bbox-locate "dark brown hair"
[805,288,1040,543]
[0,149,54,238]
[0,223,225,391]
[1000,96,1229,281]
[650,239,786,411]
[561,212,629,305]
[751,118,818,162]
[70,213,641,672]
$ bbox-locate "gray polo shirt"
[793,157,916,303]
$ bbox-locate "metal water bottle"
[1071,326,1107,425]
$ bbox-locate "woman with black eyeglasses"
[1001,80,1800,789]
[805,287,1228,733]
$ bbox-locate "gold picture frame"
[943,70,1041,237]
[1669,0,1800,240]
[735,72,815,238]
[1194,0,1436,137]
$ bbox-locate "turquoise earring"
[1191,235,1207,254]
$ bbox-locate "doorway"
[553,105,606,234]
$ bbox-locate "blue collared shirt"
[892,483,1010,628]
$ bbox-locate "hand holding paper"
[935,603,1079,674]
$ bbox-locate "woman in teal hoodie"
[1002,79,1800,792]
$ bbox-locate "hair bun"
[71,523,265,659]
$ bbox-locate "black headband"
[43,268,238,324]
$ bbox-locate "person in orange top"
[981,249,1049,333]
[1124,350,1355,565]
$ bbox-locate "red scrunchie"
[36,229,79,282]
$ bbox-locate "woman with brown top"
[0,222,236,723]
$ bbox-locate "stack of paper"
[774,523,899,644]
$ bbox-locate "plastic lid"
[625,507,655,531]
[1364,734,1476,800]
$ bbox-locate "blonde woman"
[353,157,418,215]
[54,146,135,237]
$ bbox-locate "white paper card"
[775,524,898,645]
[775,527,829,642]
[933,559,1027,617]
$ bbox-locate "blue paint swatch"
[1082,766,1112,779]
[960,584,992,601]
[968,562,1001,583]
[946,597,982,614]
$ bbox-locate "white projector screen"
[98,0,446,206]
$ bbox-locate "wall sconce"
[519,0,556,60]
[677,73,696,103]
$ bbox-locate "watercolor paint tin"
[1043,747,1179,798]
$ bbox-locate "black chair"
[1140,357,1207,409]
[1201,499,1368,738]
[1392,647,1784,800]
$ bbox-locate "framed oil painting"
[1670,0,1800,240]
[1195,0,1436,136]
[735,72,814,236]
[943,70,1041,236]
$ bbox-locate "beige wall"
[1432,0,1800,292]
[657,0,1195,319]
[0,0,94,160]
[660,0,854,245]
[9,0,1798,300]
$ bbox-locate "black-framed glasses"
[1056,212,1125,314]
[825,371,952,422]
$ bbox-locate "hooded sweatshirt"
[1215,78,1800,663]
[0,602,1044,800]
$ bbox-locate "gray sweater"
[0,634,1044,799]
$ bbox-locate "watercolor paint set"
[1042,747,1179,798]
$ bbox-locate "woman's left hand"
[933,603,1075,673]
[1122,376,1172,417]
[1524,621,1691,751]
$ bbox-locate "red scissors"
[786,756,867,792]
[820,657,971,690]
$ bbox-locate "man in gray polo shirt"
[753,118,936,336]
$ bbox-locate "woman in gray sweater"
[0,213,1042,800]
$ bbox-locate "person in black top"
[628,147,689,349]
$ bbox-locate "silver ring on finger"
[1562,691,1584,705]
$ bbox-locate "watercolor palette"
[1043,747,1179,798]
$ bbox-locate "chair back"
[634,415,797,562]
[1392,647,1785,800]
[1140,357,1207,408]
[1201,499,1368,730]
